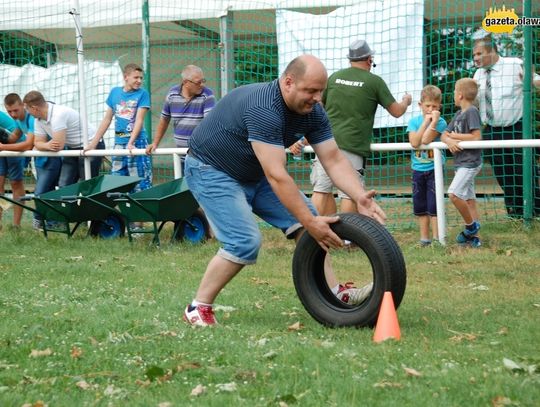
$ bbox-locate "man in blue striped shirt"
[183,54,386,326]
[146,65,215,160]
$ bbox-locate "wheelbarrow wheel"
[174,209,210,243]
[89,213,125,239]
[292,213,406,328]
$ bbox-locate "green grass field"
[0,219,539,406]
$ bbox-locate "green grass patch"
[0,222,539,406]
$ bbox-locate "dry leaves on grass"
[250,277,269,285]
[215,382,237,392]
[190,384,206,396]
[287,321,303,331]
[22,402,48,407]
[70,346,83,359]
[502,358,538,374]
[448,329,478,342]
[491,395,515,406]
[403,366,422,377]
[29,348,53,358]
[468,283,489,291]
[75,380,92,390]
[373,380,403,388]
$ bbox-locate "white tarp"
[0,0,354,30]
[0,61,123,145]
[276,0,424,128]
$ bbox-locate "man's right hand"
[402,93,412,106]
[304,215,343,251]
[145,143,156,155]
[83,142,96,154]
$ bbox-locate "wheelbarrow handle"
[60,195,81,201]
[107,192,128,199]
[20,195,34,202]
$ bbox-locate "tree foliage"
[0,32,57,67]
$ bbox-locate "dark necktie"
[485,68,494,124]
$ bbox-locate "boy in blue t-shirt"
[0,109,27,229]
[86,63,152,193]
[407,85,447,246]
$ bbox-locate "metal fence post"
[434,147,446,245]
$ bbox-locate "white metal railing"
[2,139,539,244]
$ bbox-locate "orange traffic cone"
[373,291,401,343]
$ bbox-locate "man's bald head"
[282,54,327,82]
[280,55,328,115]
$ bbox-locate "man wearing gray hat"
[307,39,412,215]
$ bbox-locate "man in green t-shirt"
[306,40,412,215]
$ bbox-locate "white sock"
[331,284,341,295]
[191,299,213,308]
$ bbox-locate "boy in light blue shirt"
[406,85,447,246]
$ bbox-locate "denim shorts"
[412,169,436,216]
[185,154,315,264]
[447,165,482,201]
[0,156,25,181]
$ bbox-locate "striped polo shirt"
[189,79,333,182]
[161,84,215,147]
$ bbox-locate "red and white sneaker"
[336,282,373,305]
[183,304,217,326]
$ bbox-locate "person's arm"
[0,128,34,151]
[420,111,442,144]
[288,138,305,155]
[313,139,386,224]
[146,116,170,154]
[203,91,216,117]
[441,130,462,154]
[85,107,113,152]
[34,129,65,152]
[518,64,540,89]
[127,107,149,151]
[31,116,65,152]
[448,129,481,141]
[251,141,343,251]
[386,93,412,118]
[408,118,430,148]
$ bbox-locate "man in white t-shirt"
[473,35,540,218]
[23,91,104,187]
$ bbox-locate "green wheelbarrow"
[108,177,211,246]
[0,175,141,238]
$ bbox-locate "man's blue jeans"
[184,154,315,265]
[34,157,62,222]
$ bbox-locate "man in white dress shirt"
[473,35,540,218]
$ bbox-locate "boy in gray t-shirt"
[442,78,482,247]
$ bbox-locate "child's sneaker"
[463,221,480,237]
[336,282,373,305]
[456,231,469,244]
[183,304,217,326]
[456,221,481,243]
[32,218,44,231]
[468,236,481,248]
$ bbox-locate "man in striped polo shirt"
[183,54,386,326]
[146,65,215,169]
